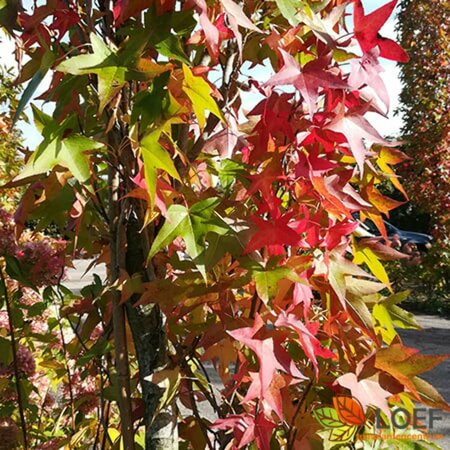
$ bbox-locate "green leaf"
[57,33,128,111]
[152,33,190,65]
[373,291,419,344]
[4,255,33,288]
[353,245,391,290]
[313,407,345,428]
[253,266,298,304]
[0,336,12,365]
[203,233,242,270]
[275,0,308,25]
[0,0,19,32]
[16,112,103,184]
[145,9,193,63]
[182,65,225,128]
[13,50,55,124]
[14,69,46,124]
[141,126,180,207]
[149,205,190,259]
[148,199,230,279]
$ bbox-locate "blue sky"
[0,0,404,148]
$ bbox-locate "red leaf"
[244,214,301,255]
[212,411,276,450]
[353,0,409,62]
[243,372,287,419]
[113,0,153,26]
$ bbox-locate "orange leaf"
[375,343,450,400]
[333,396,366,426]
[365,182,404,216]
[311,176,352,219]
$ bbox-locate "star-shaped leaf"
[182,64,225,128]
[265,50,347,115]
[326,105,393,176]
[228,314,306,395]
[16,108,103,184]
[336,372,392,417]
[58,32,167,112]
[275,311,335,377]
[140,122,181,208]
[57,33,128,112]
[354,0,409,62]
[148,198,230,278]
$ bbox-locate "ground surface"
[66,260,450,447]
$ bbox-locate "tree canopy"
[0,1,448,449]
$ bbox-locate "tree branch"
[108,151,135,449]
[0,268,28,450]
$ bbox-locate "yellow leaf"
[353,244,392,292]
[182,65,225,128]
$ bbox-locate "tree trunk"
[125,217,178,449]
[108,165,135,449]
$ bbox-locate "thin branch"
[0,268,28,450]
[57,314,76,432]
[187,377,215,450]
[287,379,313,449]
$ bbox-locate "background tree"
[0,1,449,449]
[0,66,22,208]
[393,0,450,309]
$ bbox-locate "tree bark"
[125,216,178,450]
[108,163,135,449]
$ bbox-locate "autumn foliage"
[397,0,449,243]
[0,0,449,449]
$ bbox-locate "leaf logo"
[333,396,366,426]
[313,396,365,443]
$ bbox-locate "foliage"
[395,0,450,292]
[0,66,23,208]
[0,0,448,449]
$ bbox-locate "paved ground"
[399,315,450,447]
[65,262,450,446]
[65,259,106,293]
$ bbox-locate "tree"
[397,0,449,244]
[0,66,22,208]
[394,0,450,303]
[0,0,448,449]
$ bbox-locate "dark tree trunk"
[125,217,178,449]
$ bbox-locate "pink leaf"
[275,311,335,378]
[326,105,393,175]
[265,50,347,116]
[228,315,305,396]
[336,372,391,417]
[349,48,390,110]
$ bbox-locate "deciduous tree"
[0,1,448,449]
